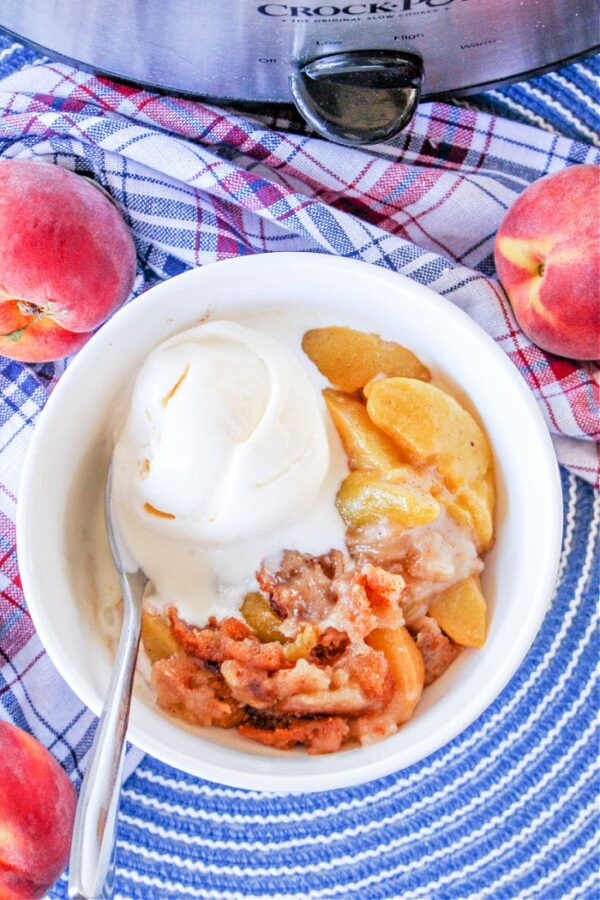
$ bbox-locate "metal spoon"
[68,466,148,899]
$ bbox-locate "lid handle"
[290,50,423,146]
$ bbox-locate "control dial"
[290,50,423,146]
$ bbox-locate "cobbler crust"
[150,517,479,753]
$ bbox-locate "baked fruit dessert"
[112,322,495,755]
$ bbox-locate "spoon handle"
[68,572,145,900]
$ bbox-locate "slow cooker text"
[258,0,468,14]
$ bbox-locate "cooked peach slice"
[302,326,430,392]
[241,592,284,643]
[141,609,181,663]
[366,626,425,723]
[455,473,495,551]
[436,469,495,552]
[428,575,487,648]
[336,469,440,529]
[366,377,494,494]
[283,625,319,662]
[323,388,404,470]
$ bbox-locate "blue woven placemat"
[0,34,598,900]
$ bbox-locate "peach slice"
[428,575,487,648]
[336,469,440,529]
[438,470,495,552]
[283,625,319,662]
[141,609,181,662]
[366,626,425,724]
[241,592,285,643]
[323,388,404,470]
[366,378,494,493]
[303,326,430,393]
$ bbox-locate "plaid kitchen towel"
[0,60,598,482]
[0,43,598,900]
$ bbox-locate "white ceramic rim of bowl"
[17,253,563,792]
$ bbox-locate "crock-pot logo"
[258,0,467,14]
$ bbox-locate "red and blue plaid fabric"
[0,53,599,899]
[0,61,598,484]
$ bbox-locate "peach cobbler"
[109,320,494,754]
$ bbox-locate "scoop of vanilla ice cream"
[110,320,346,622]
[114,320,329,543]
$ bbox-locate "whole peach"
[494,164,600,360]
[0,159,136,363]
[0,721,76,898]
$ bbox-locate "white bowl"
[17,253,562,793]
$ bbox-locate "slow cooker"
[1,0,598,144]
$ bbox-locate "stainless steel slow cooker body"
[1,0,598,144]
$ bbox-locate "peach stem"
[16,300,45,319]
